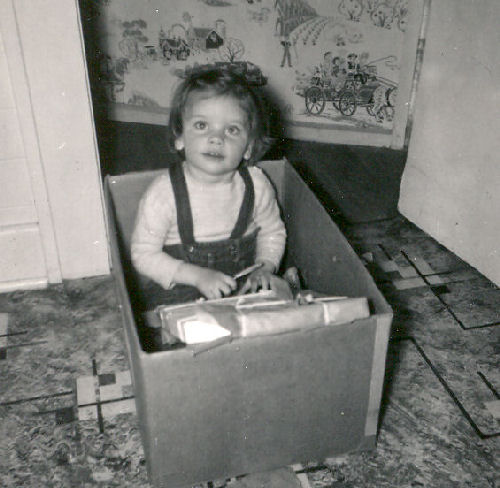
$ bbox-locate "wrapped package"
[156,290,370,347]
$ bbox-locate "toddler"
[131,66,286,309]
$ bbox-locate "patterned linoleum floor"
[0,215,498,488]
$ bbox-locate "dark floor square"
[55,406,75,425]
[98,373,116,386]
[431,284,450,295]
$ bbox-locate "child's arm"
[131,175,186,289]
[239,168,287,293]
[252,168,286,268]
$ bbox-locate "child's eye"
[226,126,241,136]
[193,121,207,130]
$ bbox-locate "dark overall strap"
[169,162,195,245]
[169,163,255,245]
[230,166,254,239]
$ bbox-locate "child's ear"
[243,142,253,161]
[174,138,184,151]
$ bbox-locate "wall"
[398,0,500,285]
[0,0,109,289]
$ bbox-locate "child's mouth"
[203,152,224,160]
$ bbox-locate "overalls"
[141,162,258,310]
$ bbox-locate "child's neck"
[183,163,238,185]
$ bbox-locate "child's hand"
[239,262,275,294]
[194,267,237,300]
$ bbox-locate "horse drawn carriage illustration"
[304,65,397,121]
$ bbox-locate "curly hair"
[167,65,272,164]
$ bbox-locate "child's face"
[175,92,253,182]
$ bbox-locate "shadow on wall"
[282,140,408,225]
[97,119,407,226]
[97,120,179,176]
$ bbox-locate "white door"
[0,8,61,291]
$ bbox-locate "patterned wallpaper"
[82,0,420,140]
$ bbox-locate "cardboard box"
[104,159,392,488]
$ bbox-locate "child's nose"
[208,128,224,144]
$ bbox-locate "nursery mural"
[85,0,420,139]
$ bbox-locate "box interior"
[106,159,389,348]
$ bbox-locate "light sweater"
[131,164,286,289]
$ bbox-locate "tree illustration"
[218,38,245,62]
[119,20,148,61]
